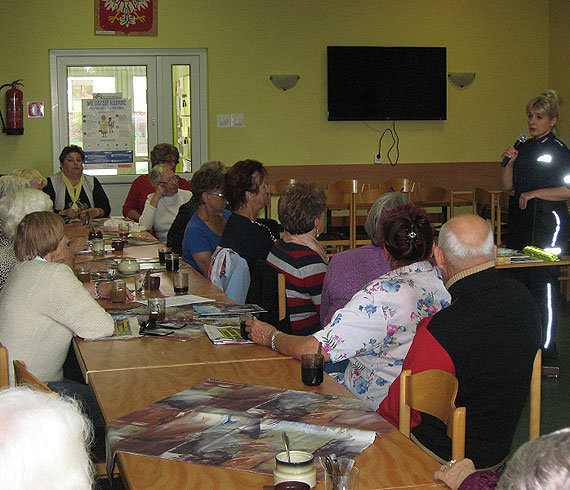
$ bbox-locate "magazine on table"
[203,319,253,345]
[194,303,266,316]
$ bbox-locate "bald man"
[378,214,541,469]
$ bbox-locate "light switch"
[216,114,230,128]
[231,113,245,128]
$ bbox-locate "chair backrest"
[358,185,392,206]
[529,349,542,440]
[384,178,418,193]
[13,360,53,393]
[332,178,366,194]
[0,343,9,388]
[209,247,251,305]
[266,179,297,219]
[399,369,466,461]
[246,260,290,333]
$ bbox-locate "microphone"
[501,133,527,167]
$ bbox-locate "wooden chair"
[13,359,120,478]
[529,349,542,440]
[246,260,289,333]
[319,188,352,255]
[410,186,452,233]
[353,186,393,245]
[13,360,52,393]
[331,179,366,248]
[265,178,297,219]
[399,369,466,461]
[384,178,418,194]
[472,188,496,238]
[0,343,9,389]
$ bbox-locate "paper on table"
[133,294,214,307]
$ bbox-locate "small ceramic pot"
[117,259,140,275]
[274,451,316,488]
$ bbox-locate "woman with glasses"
[182,161,230,276]
[138,164,192,242]
[122,143,192,222]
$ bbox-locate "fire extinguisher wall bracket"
[1,80,24,135]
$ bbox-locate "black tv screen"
[327,46,447,121]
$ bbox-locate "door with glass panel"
[50,49,207,179]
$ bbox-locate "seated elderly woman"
[138,164,193,243]
[219,159,276,270]
[265,183,328,336]
[182,161,230,276]
[320,192,409,326]
[44,145,111,220]
[0,211,114,388]
[0,174,30,199]
[10,168,47,190]
[434,427,570,490]
[0,387,94,490]
[122,143,192,221]
[247,204,451,408]
[0,188,53,292]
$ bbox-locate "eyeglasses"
[207,192,225,198]
[160,175,179,185]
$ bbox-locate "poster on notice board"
[82,94,134,170]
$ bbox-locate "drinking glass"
[148,298,166,321]
[301,354,324,386]
[173,272,189,295]
[91,238,105,256]
[110,280,127,303]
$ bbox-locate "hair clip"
[406,229,417,244]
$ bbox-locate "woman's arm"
[193,251,213,277]
[138,195,158,231]
[247,317,330,360]
[92,177,111,217]
[518,186,570,209]
[500,146,517,191]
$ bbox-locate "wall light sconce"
[269,75,300,91]
[448,72,476,89]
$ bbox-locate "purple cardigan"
[320,243,391,326]
[458,470,499,489]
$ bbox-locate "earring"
[316,227,320,238]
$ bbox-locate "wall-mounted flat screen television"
[327,46,447,121]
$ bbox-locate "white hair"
[10,168,48,189]
[365,192,410,246]
[149,163,171,186]
[0,175,30,199]
[497,427,570,490]
[437,218,494,265]
[0,387,95,490]
[0,189,53,240]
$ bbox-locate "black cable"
[388,121,400,166]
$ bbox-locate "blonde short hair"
[527,90,562,133]
[14,211,65,261]
[10,169,48,189]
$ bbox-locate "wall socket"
[374,153,382,164]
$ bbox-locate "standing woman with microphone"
[501,89,570,359]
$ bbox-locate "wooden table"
[495,256,570,269]
[89,359,445,490]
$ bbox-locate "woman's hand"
[79,208,103,220]
[434,459,476,490]
[59,208,79,219]
[246,317,277,347]
[150,184,167,207]
[502,146,519,166]
[95,282,134,301]
[519,190,537,209]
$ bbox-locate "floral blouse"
[313,260,450,409]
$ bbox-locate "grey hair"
[497,427,570,490]
[0,189,53,240]
[365,192,410,246]
[0,175,30,199]
[438,218,495,264]
[0,387,95,490]
[149,164,172,187]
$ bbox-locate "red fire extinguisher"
[0,80,24,135]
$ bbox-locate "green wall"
[0,0,554,176]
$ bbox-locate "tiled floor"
[509,299,570,456]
